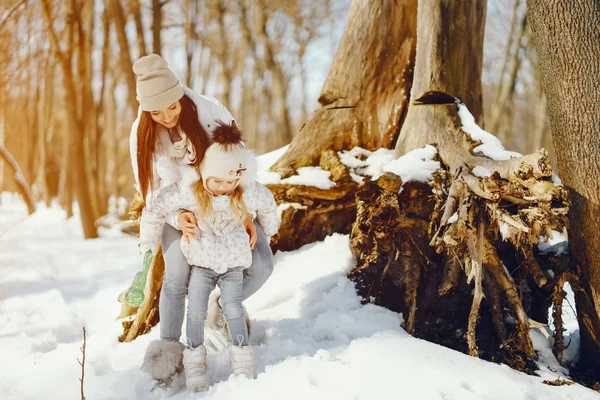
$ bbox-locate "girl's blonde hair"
[193,178,248,224]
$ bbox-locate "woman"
[129,54,274,388]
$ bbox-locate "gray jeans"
[159,222,274,341]
[187,266,248,348]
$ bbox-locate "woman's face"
[206,177,238,196]
[150,101,182,128]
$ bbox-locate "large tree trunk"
[527,0,600,377]
[394,0,486,156]
[271,0,417,178]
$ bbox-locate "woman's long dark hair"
[136,94,210,200]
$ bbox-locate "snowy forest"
[1,0,600,399]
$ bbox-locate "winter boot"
[182,345,208,392]
[205,294,253,353]
[229,345,254,378]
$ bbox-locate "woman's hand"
[243,216,257,250]
[178,211,198,244]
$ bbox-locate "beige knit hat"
[200,122,247,188]
[133,54,184,111]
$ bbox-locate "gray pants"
[187,266,248,348]
[159,223,274,341]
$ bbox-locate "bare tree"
[41,0,98,238]
[108,0,138,112]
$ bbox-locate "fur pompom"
[211,120,244,148]
[141,340,185,382]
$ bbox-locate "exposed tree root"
[348,96,574,371]
[268,180,359,253]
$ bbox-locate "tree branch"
[78,327,87,400]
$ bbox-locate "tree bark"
[271,0,417,178]
[394,0,486,156]
[527,0,600,376]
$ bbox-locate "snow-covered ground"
[0,143,597,400]
[1,191,597,400]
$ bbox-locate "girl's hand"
[178,211,198,244]
[243,216,257,250]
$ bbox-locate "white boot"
[230,345,254,378]
[182,345,208,392]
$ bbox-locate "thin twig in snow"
[78,327,87,400]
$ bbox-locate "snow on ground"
[1,191,598,400]
[0,144,595,400]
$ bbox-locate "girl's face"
[150,101,182,128]
[206,177,238,196]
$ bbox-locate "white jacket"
[139,178,280,273]
[129,86,236,228]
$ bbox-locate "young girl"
[139,121,280,392]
